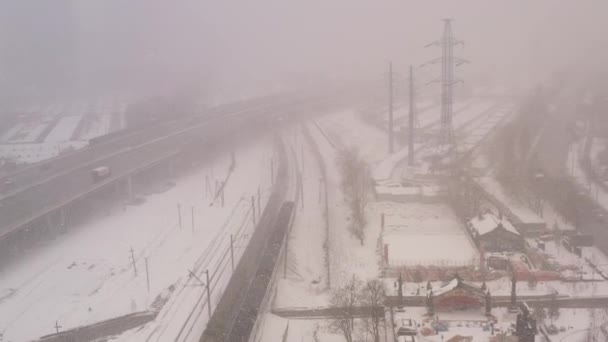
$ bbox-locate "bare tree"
[337,147,371,245]
[330,275,362,342]
[533,305,546,324]
[360,279,386,342]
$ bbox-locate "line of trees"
[330,275,386,342]
[337,148,371,245]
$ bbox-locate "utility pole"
[205,269,211,318]
[284,232,289,278]
[251,195,256,225]
[221,182,225,207]
[318,177,323,203]
[230,234,235,271]
[177,203,182,229]
[145,257,150,292]
[270,158,274,185]
[188,269,205,286]
[408,65,416,166]
[301,144,305,174]
[388,61,395,154]
[257,187,261,218]
[299,173,304,209]
[130,246,137,277]
[54,321,61,334]
[205,174,210,198]
[424,19,467,156]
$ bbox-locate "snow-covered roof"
[431,275,486,297]
[469,212,520,237]
[432,277,461,296]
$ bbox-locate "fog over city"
[2,1,608,102]
[1,2,608,342]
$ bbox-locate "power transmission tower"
[408,65,416,166]
[388,61,395,154]
[424,19,467,154]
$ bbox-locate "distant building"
[467,212,524,252]
[428,274,487,312]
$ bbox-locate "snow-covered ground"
[546,308,607,342]
[0,141,89,164]
[0,136,275,342]
[258,119,386,317]
[252,95,605,342]
[273,126,329,309]
[1,99,126,164]
[379,202,479,267]
[456,103,514,154]
[476,176,546,229]
[569,139,608,213]
[307,121,381,286]
[391,98,437,125]
[317,108,392,165]
[77,114,114,141]
[373,99,506,182]
[2,118,53,143]
[393,306,606,342]
[44,115,82,142]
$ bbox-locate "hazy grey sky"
[2,1,608,101]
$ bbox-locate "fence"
[387,257,480,268]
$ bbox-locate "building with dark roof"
[467,212,524,252]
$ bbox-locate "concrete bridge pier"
[45,213,54,235]
[168,159,175,180]
[114,180,122,197]
[127,175,134,202]
[59,206,68,232]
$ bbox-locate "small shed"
[468,213,524,252]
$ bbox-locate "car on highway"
[2,178,14,192]
[91,166,112,182]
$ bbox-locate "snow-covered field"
[1,99,125,164]
[372,99,505,182]
[77,114,114,141]
[307,122,381,286]
[456,103,514,153]
[0,136,274,342]
[276,126,328,293]
[569,139,608,214]
[2,118,53,143]
[317,108,392,165]
[378,202,478,267]
[476,176,546,228]
[44,115,82,142]
[0,141,89,164]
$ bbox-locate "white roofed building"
[467,212,524,252]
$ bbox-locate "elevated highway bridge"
[0,92,338,256]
